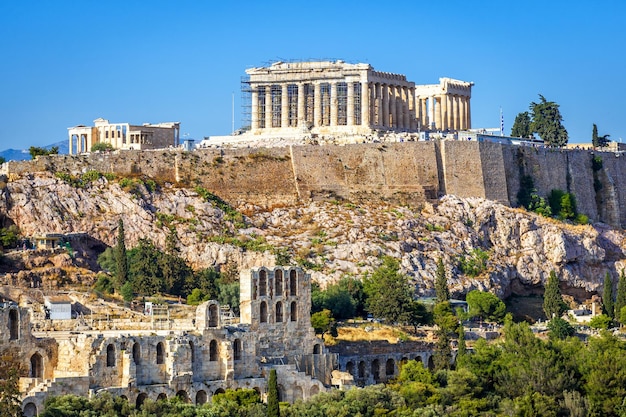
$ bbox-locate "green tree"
[29,145,59,159]
[511,111,532,138]
[465,290,506,323]
[311,309,335,338]
[120,281,134,302]
[363,256,415,324]
[547,316,575,340]
[543,270,566,320]
[0,157,5,165]
[620,305,626,326]
[90,142,115,152]
[592,123,611,148]
[456,325,467,366]
[267,369,279,417]
[311,282,356,320]
[0,350,22,417]
[530,94,568,147]
[435,257,449,303]
[615,270,626,324]
[115,219,128,288]
[603,272,615,318]
[589,314,612,330]
[129,239,163,296]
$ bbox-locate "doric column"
[459,97,466,130]
[266,85,273,128]
[297,83,306,128]
[376,83,383,126]
[382,84,389,128]
[281,84,289,128]
[361,81,370,127]
[330,82,338,126]
[466,96,471,129]
[405,87,412,130]
[421,98,427,130]
[251,87,259,130]
[314,82,322,127]
[435,96,442,130]
[389,85,396,128]
[347,81,355,126]
[441,94,448,131]
[452,95,459,131]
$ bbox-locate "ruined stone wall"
[4,141,626,227]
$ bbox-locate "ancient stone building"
[2,267,328,416]
[68,118,181,154]
[242,60,472,136]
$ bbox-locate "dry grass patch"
[335,324,416,344]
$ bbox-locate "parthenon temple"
[242,61,473,136]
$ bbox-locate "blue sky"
[1,0,625,151]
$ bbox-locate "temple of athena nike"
[239,60,473,138]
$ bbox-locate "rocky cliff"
[0,171,624,301]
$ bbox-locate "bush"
[589,314,612,330]
[91,142,115,152]
[458,249,489,277]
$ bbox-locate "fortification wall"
[4,141,626,227]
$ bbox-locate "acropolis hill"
[6,140,626,228]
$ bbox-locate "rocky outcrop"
[0,172,624,301]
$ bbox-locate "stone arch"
[260,301,268,323]
[371,359,380,382]
[233,338,242,361]
[313,344,321,354]
[275,301,283,323]
[157,393,167,402]
[346,361,354,375]
[289,270,297,296]
[275,269,283,295]
[136,393,148,409]
[215,388,225,395]
[358,361,366,378]
[189,341,195,363]
[209,340,218,361]
[196,390,208,405]
[259,270,267,297]
[277,385,285,402]
[253,387,261,396]
[293,385,303,401]
[386,358,395,376]
[8,308,19,340]
[132,342,141,364]
[310,385,320,397]
[208,303,219,328]
[176,390,189,403]
[23,402,37,417]
[156,342,165,364]
[30,352,43,378]
[290,301,297,322]
[120,395,128,401]
[414,355,423,363]
[427,355,434,371]
[106,344,116,367]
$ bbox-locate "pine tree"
[530,95,568,147]
[592,124,599,148]
[615,270,626,324]
[543,271,566,320]
[0,350,23,417]
[456,325,467,367]
[433,327,452,371]
[511,111,532,138]
[267,368,279,417]
[435,258,449,303]
[603,272,615,319]
[115,219,128,288]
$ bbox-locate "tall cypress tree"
[603,272,615,319]
[615,270,626,324]
[543,270,565,320]
[435,258,449,303]
[267,368,279,417]
[115,219,128,288]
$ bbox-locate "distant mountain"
[1,140,68,162]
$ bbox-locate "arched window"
[8,309,18,340]
[106,344,116,367]
[260,301,268,323]
[196,390,208,405]
[275,270,283,296]
[310,385,320,397]
[176,390,189,403]
[189,341,195,363]
[233,339,242,361]
[372,359,380,382]
[313,344,321,354]
[136,393,147,409]
[290,301,297,322]
[259,270,267,297]
[358,361,365,378]
[157,393,167,402]
[156,342,165,364]
[133,343,141,364]
[427,356,435,371]
[293,386,303,401]
[209,340,218,361]
[386,358,395,376]
[346,361,354,375]
[289,270,297,296]
[215,388,225,395]
[23,402,37,417]
[208,304,219,327]
[275,301,283,323]
[30,353,43,378]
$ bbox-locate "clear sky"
[1,0,625,151]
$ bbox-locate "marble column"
[466,96,471,129]
[452,95,459,131]
[459,97,466,130]
[281,84,289,128]
[389,85,396,128]
[266,86,272,128]
[251,87,259,130]
[361,81,371,127]
[382,84,389,128]
[376,83,382,127]
[297,83,306,128]
[347,81,355,126]
[330,82,338,126]
[441,94,448,131]
[314,82,322,128]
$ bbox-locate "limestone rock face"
[0,173,624,300]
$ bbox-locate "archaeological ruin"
[68,118,181,154]
[241,60,473,137]
[1,266,437,416]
